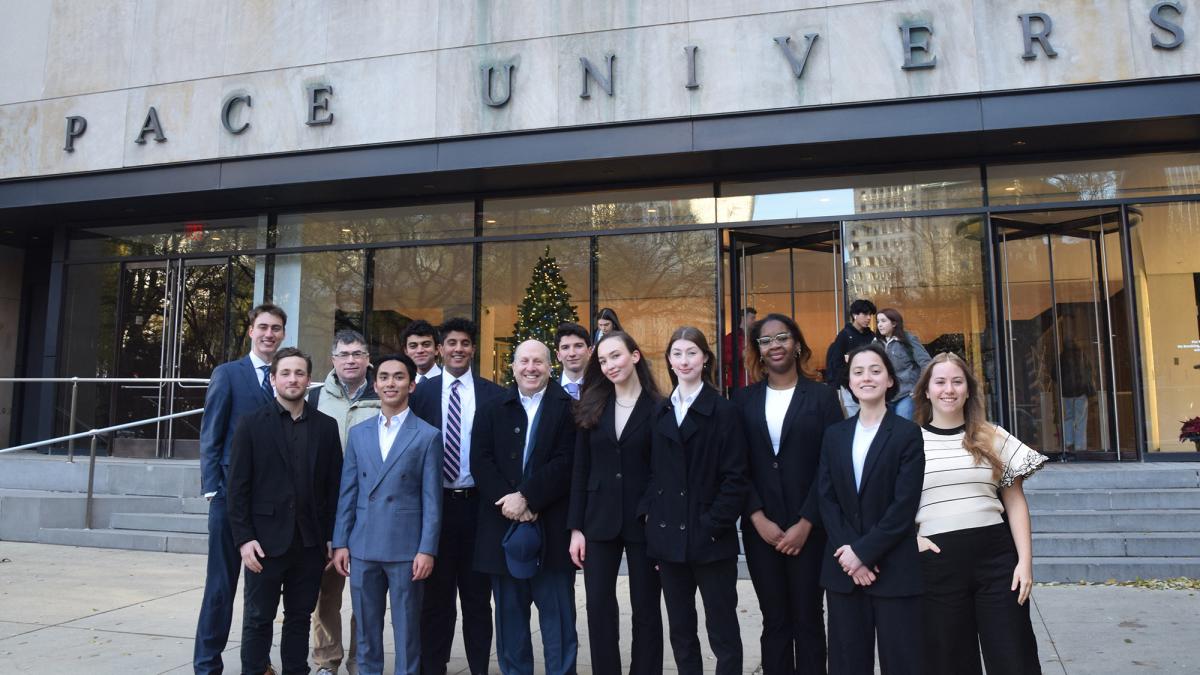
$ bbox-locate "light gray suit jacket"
[332,410,443,562]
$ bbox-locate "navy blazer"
[472,381,577,575]
[734,377,843,528]
[640,384,749,565]
[816,410,925,597]
[332,411,443,562]
[200,356,275,494]
[567,392,656,543]
[409,371,505,436]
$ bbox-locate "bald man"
[471,340,579,675]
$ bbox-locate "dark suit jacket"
[199,356,275,494]
[734,377,843,529]
[640,384,749,565]
[226,400,344,557]
[472,381,577,575]
[409,370,505,438]
[816,410,924,597]
[567,392,656,543]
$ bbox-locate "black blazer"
[471,381,577,575]
[815,410,924,597]
[226,401,344,557]
[567,392,656,543]
[409,371,505,435]
[734,377,843,529]
[639,384,749,565]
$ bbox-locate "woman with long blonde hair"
[912,352,1046,675]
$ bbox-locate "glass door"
[993,208,1135,460]
[727,224,843,392]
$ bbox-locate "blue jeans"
[1063,395,1088,451]
[491,571,577,675]
[892,395,915,421]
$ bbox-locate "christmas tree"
[506,246,579,383]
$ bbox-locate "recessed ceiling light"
[485,219,497,224]
[1005,187,1017,191]
[647,208,657,213]
[1012,140,1027,146]
[340,228,352,233]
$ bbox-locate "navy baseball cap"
[501,521,542,579]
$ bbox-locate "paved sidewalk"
[0,541,1195,674]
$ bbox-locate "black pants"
[743,524,827,675]
[921,523,1041,675]
[241,539,325,675]
[582,537,663,675]
[826,590,920,675]
[420,489,493,675]
[659,558,742,675]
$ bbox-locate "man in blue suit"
[194,303,287,675]
[332,353,443,675]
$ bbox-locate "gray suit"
[333,411,443,675]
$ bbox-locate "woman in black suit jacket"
[568,331,664,675]
[640,326,749,675]
[816,344,925,675]
[734,313,843,675]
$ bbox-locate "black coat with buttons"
[472,381,577,575]
[567,392,657,543]
[639,384,750,565]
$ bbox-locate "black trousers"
[582,537,663,675]
[658,558,742,675]
[826,590,920,675]
[241,538,325,675]
[420,489,493,675]
[743,524,827,675]
[921,523,1041,675]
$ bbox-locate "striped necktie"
[443,380,462,482]
[259,365,273,398]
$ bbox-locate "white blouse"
[764,385,795,455]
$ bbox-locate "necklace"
[615,398,637,408]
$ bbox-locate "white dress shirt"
[670,384,702,427]
[416,363,442,384]
[765,385,795,455]
[441,369,477,488]
[852,418,882,491]
[378,408,410,461]
[519,387,546,468]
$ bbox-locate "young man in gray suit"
[332,353,443,675]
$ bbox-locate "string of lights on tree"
[505,246,579,384]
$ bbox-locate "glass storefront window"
[596,230,718,388]
[479,239,591,383]
[1129,202,1200,453]
[69,216,267,259]
[58,262,121,438]
[481,186,715,237]
[0,245,22,445]
[843,215,992,414]
[989,152,1200,206]
[718,167,983,223]
[369,245,475,355]
[272,251,366,367]
[277,203,475,248]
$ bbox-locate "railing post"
[67,379,79,462]
[84,434,99,530]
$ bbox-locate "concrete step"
[1033,532,1200,557]
[0,490,182,543]
[1033,556,1200,583]
[1029,464,1200,490]
[110,512,208,534]
[1025,488,1200,510]
[0,454,201,497]
[181,497,210,514]
[38,527,208,554]
[1030,509,1200,533]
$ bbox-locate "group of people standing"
[192,300,1047,675]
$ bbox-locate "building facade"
[1,0,1198,460]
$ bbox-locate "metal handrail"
[0,407,206,530]
[0,376,211,461]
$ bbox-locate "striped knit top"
[916,424,1047,537]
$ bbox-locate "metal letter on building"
[684,45,700,89]
[63,116,87,152]
[1150,2,1186,50]
[1019,13,1058,60]
[900,23,937,70]
[221,94,252,134]
[773,34,820,79]
[579,54,615,99]
[481,63,515,107]
[306,84,334,126]
[133,106,166,144]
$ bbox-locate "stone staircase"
[1027,463,1200,582]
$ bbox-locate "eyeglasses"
[755,333,792,347]
[332,350,369,360]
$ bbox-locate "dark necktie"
[259,365,272,398]
[443,380,462,482]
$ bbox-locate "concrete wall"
[0,0,1197,181]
